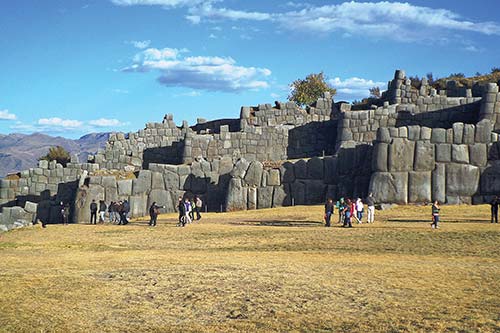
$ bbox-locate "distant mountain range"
[0,132,110,177]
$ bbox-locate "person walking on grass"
[148,202,164,227]
[337,197,345,224]
[177,197,186,227]
[324,198,335,227]
[90,199,97,225]
[194,196,203,221]
[62,202,70,226]
[343,198,354,228]
[490,196,499,224]
[355,197,364,224]
[98,200,107,223]
[365,192,375,223]
[431,200,440,229]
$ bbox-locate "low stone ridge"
[2,69,500,229]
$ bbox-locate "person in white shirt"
[355,198,364,224]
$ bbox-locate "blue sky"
[1,0,500,138]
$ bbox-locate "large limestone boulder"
[369,172,408,204]
[388,138,414,172]
[290,181,306,205]
[148,189,174,213]
[231,158,250,179]
[272,185,290,207]
[132,170,152,195]
[432,164,446,203]
[244,161,263,186]
[304,180,327,204]
[117,179,133,196]
[480,162,500,194]
[307,157,324,179]
[257,186,273,209]
[280,161,295,183]
[225,178,247,211]
[372,143,388,172]
[130,194,148,218]
[414,141,435,171]
[408,171,431,202]
[451,144,469,164]
[323,157,338,184]
[446,164,480,196]
[248,187,257,210]
[294,160,308,179]
[151,172,165,190]
[469,143,487,167]
[163,170,180,190]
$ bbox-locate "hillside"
[0,132,109,177]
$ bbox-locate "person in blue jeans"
[324,198,335,227]
[431,200,440,229]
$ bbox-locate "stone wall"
[369,120,498,205]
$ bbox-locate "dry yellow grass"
[0,204,499,332]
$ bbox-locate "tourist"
[62,202,70,226]
[343,198,353,228]
[184,197,193,224]
[90,199,97,225]
[337,197,345,224]
[355,197,364,224]
[431,200,440,229]
[98,200,107,223]
[108,201,115,223]
[490,196,499,223]
[324,198,334,227]
[122,200,130,224]
[365,192,375,223]
[189,197,195,221]
[194,195,203,220]
[177,197,186,227]
[148,202,164,227]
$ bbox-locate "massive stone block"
[451,144,469,164]
[408,171,431,202]
[130,194,148,218]
[225,178,247,211]
[452,123,464,144]
[257,186,273,209]
[248,187,257,210]
[446,163,480,197]
[323,157,338,184]
[414,141,435,171]
[307,157,324,179]
[435,144,451,163]
[480,162,500,194]
[272,184,290,207]
[132,170,152,195]
[290,181,306,205]
[163,170,180,190]
[475,119,492,143]
[280,161,295,183]
[244,161,263,186]
[151,172,165,190]
[148,189,174,212]
[430,128,446,144]
[294,160,308,179]
[388,138,414,172]
[304,180,326,204]
[372,143,388,172]
[469,143,487,167]
[117,179,133,196]
[231,158,250,179]
[267,169,281,186]
[369,172,408,204]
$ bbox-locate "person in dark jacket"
[121,200,130,225]
[98,200,107,223]
[148,202,164,227]
[90,199,97,225]
[324,198,335,227]
[431,200,440,229]
[343,198,354,228]
[490,196,499,223]
[177,197,186,227]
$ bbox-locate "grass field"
[0,204,499,332]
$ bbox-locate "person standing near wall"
[355,198,364,224]
[194,196,203,220]
[98,200,107,223]
[337,197,345,224]
[365,193,375,223]
[343,198,353,228]
[122,200,130,225]
[148,202,164,227]
[431,200,440,229]
[490,196,499,223]
[324,198,334,227]
[90,199,97,225]
[62,203,70,226]
[177,197,186,227]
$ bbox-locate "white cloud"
[89,118,128,127]
[174,90,202,97]
[270,92,281,99]
[112,88,130,94]
[0,109,16,120]
[209,33,217,39]
[188,3,271,22]
[274,2,500,41]
[329,77,386,101]
[110,0,210,8]
[38,117,83,128]
[122,47,272,92]
[185,15,201,24]
[129,40,151,49]
[464,45,480,52]
[116,0,500,42]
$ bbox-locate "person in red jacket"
[343,198,354,228]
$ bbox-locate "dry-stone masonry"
[2,69,500,229]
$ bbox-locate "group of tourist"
[324,193,376,228]
[89,199,131,225]
[177,196,203,227]
[88,196,204,227]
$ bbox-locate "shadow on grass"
[386,218,490,223]
[230,220,324,227]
